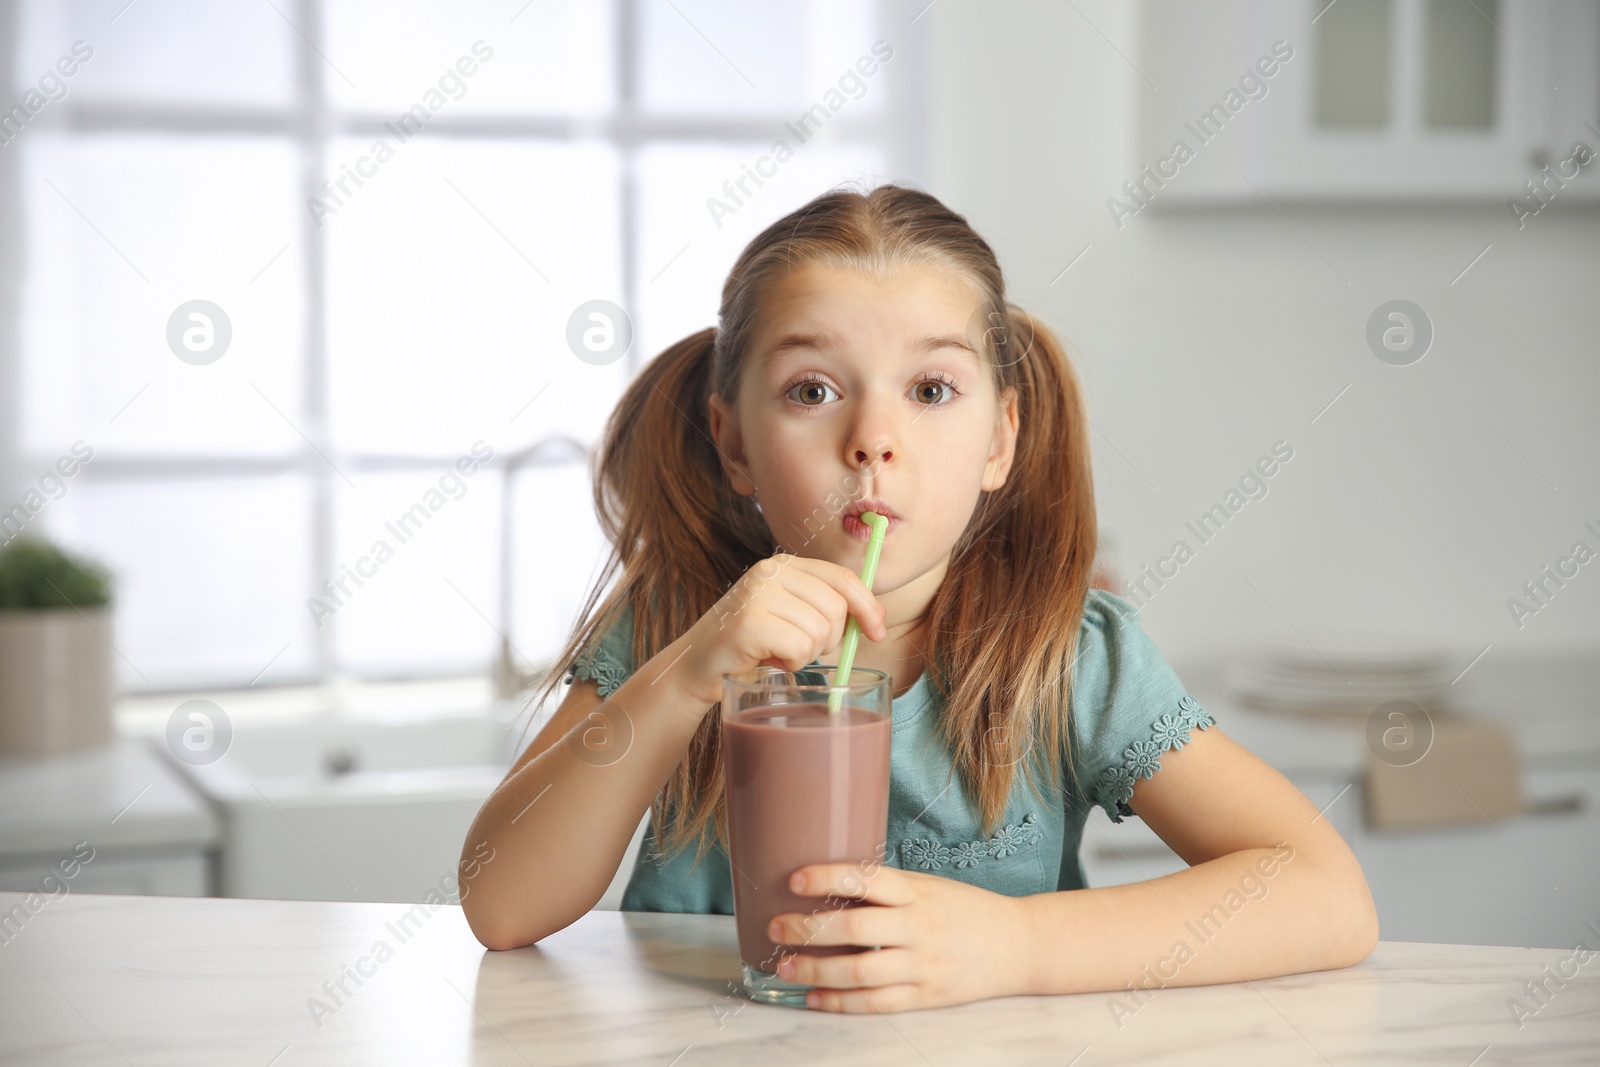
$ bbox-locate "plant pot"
[0,606,116,755]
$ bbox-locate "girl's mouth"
[842,512,898,541]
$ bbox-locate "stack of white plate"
[1227,640,1455,716]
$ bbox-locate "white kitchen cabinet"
[1310,765,1600,950]
[1079,802,1192,888]
[1081,765,1600,950]
[0,847,208,897]
[0,738,219,898]
[1136,0,1600,201]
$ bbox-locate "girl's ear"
[708,392,759,497]
[981,385,1020,492]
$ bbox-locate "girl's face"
[708,261,1019,594]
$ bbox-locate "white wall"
[0,0,20,516]
[926,0,1600,664]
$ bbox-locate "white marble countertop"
[0,739,218,857]
[1,891,1595,1065]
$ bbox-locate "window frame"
[1,0,930,697]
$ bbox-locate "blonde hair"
[528,182,1097,864]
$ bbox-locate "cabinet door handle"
[1091,844,1177,862]
[1526,792,1585,817]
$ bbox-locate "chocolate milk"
[723,704,892,973]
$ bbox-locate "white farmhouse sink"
[158,711,522,905]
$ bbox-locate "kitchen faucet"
[493,435,592,701]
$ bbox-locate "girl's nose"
[848,392,898,469]
[854,441,893,467]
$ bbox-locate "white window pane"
[639,0,885,116]
[42,477,317,690]
[19,134,304,457]
[322,0,614,116]
[331,466,501,677]
[509,462,609,668]
[1424,0,1496,129]
[635,141,890,361]
[325,138,625,454]
[1314,0,1391,129]
[14,0,293,106]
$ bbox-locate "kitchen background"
[0,0,1596,951]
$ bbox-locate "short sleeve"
[563,601,636,698]
[1069,589,1216,823]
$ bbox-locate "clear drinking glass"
[721,664,893,1006]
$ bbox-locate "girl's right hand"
[676,553,888,707]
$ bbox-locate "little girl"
[461,182,1378,1013]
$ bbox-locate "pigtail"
[924,302,1097,830]
[525,325,773,866]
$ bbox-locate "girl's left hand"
[766,862,1032,1013]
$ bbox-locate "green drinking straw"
[828,511,888,714]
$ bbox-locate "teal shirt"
[564,588,1215,911]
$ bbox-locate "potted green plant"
[0,537,117,754]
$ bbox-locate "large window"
[4,0,924,693]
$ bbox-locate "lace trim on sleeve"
[565,639,630,698]
[1094,694,1216,824]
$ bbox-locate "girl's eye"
[783,373,963,409]
[914,373,961,406]
[785,377,838,407]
